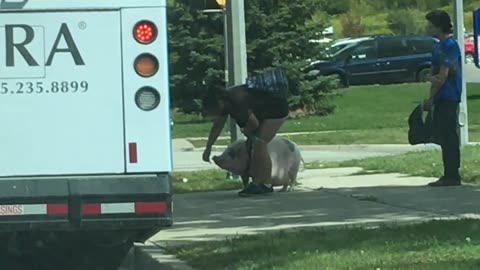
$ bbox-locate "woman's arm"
[205,115,228,150]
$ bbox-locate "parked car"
[465,37,475,64]
[305,35,439,87]
[323,37,371,56]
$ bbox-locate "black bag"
[245,68,289,100]
[408,102,435,145]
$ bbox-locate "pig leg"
[286,149,302,192]
[287,169,299,192]
[241,174,250,189]
[273,175,289,192]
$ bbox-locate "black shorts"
[251,95,289,121]
[225,83,289,128]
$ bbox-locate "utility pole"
[199,3,227,84]
[226,0,247,143]
[214,0,229,85]
[225,0,247,179]
[453,0,469,146]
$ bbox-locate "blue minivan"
[306,35,439,87]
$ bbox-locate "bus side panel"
[0,0,167,11]
[121,7,172,173]
[0,11,125,177]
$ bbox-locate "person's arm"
[205,115,228,150]
[428,65,437,96]
[428,76,441,102]
[429,66,449,99]
[428,44,460,101]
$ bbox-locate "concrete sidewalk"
[172,137,441,152]
[141,168,480,269]
[172,141,438,172]
[149,168,480,247]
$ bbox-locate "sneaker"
[238,183,274,197]
[427,176,461,187]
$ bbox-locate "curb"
[121,243,198,270]
[147,216,469,251]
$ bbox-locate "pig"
[212,136,304,192]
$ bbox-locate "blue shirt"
[431,36,462,102]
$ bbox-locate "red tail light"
[135,202,167,214]
[82,204,101,216]
[133,21,157,44]
[47,204,69,216]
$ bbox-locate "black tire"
[417,68,430,82]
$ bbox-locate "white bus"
[0,0,172,268]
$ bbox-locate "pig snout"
[212,155,222,165]
[212,155,228,169]
[211,140,250,175]
[213,155,246,175]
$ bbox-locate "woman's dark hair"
[426,10,453,34]
[201,85,227,115]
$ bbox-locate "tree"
[387,9,417,35]
[387,8,429,36]
[167,0,225,113]
[321,0,351,15]
[243,0,339,115]
[340,13,366,37]
[168,0,339,116]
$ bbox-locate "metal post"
[225,0,248,179]
[223,9,235,180]
[453,0,469,146]
[200,8,236,180]
[223,9,229,85]
[226,0,247,143]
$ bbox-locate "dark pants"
[433,100,461,180]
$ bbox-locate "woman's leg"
[251,117,286,185]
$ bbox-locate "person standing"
[424,10,462,186]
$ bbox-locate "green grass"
[188,127,414,147]
[309,145,480,184]
[168,219,480,270]
[173,83,480,145]
[171,145,480,194]
[171,169,241,193]
[190,126,480,147]
[171,111,219,139]
[282,128,411,145]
